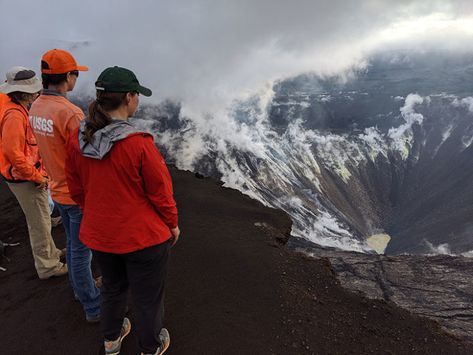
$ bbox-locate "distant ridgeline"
[77,50,473,255]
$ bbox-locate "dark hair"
[7,91,36,105]
[84,91,128,144]
[41,73,67,89]
[41,61,79,89]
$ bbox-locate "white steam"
[425,241,453,255]
[134,90,473,252]
[388,94,425,159]
[452,97,473,113]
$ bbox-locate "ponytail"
[84,90,127,144]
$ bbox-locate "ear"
[66,72,76,85]
[126,92,133,104]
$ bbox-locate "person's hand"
[36,177,48,190]
[170,226,180,247]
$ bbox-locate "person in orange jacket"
[29,49,101,323]
[0,66,66,279]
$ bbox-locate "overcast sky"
[1,0,473,115]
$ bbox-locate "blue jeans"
[55,202,101,318]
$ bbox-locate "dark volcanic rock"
[290,236,473,341]
[1,169,473,354]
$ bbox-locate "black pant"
[93,241,171,353]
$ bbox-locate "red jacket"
[65,127,178,254]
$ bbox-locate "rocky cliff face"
[128,50,473,254]
[290,236,473,341]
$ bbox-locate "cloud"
[0,0,473,116]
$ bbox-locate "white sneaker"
[141,328,170,355]
[104,317,131,355]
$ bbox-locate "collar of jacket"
[78,119,148,160]
[41,89,66,98]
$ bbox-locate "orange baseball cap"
[41,49,89,74]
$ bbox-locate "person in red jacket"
[65,66,179,355]
[0,66,66,279]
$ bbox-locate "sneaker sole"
[159,330,170,355]
[159,341,170,355]
[141,332,170,355]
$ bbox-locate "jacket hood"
[78,119,145,160]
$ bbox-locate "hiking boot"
[39,263,68,280]
[141,328,170,355]
[104,317,131,355]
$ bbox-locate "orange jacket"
[0,93,45,183]
[29,92,84,204]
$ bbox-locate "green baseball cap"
[95,66,152,97]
